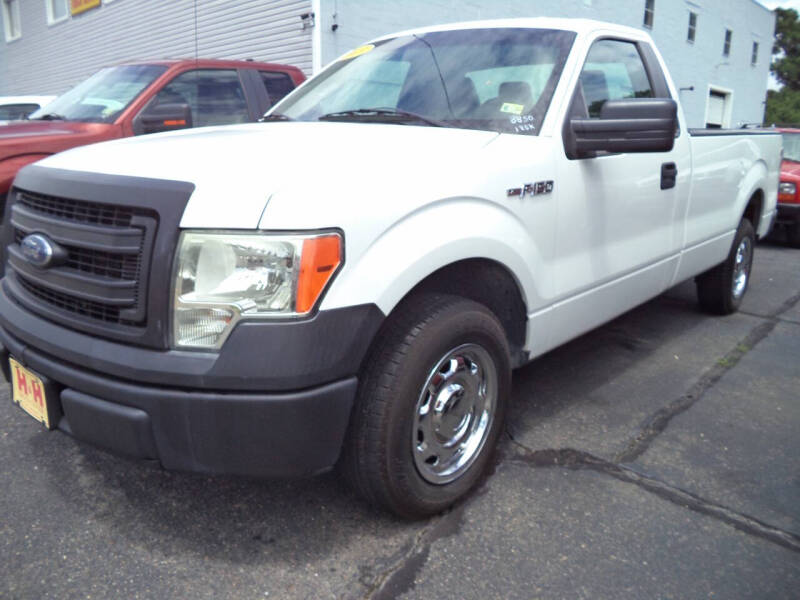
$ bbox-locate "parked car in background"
[777,128,800,246]
[0,96,57,121]
[0,59,305,220]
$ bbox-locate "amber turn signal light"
[296,234,342,313]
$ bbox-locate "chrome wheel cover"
[412,343,497,485]
[732,237,752,299]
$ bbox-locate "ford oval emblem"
[20,233,55,268]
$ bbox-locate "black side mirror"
[133,103,193,135]
[569,98,678,156]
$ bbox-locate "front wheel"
[340,293,511,519]
[696,218,755,315]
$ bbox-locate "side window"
[0,103,40,120]
[150,69,249,127]
[579,40,653,118]
[259,71,296,105]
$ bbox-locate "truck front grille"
[16,274,128,324]
[17,189,136,227]
[6,189,156,328]
[2,167,194,349]
[13,229,142,282]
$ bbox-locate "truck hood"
[34,121,501,228]
[0,120,120,161]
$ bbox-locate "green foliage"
[767,8,800,124]
[772,8,800,90]
[764,88,800,126]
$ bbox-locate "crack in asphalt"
[361,448,508,600]
[362,489,474,600]
[363,291,800,598]
[505,443,800,554]
[738,290,800,321]
[614,291,800,464]
[613,319,776,464]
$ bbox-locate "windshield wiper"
[259,113,293,122]
[32,113,68,121]
[318,108,446,127]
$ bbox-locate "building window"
[723,29,732,57]
[643,0,655,29]
[2,0,21,41]
[751,41,759,65]
[687,12,697,43]
[45,0,69,25]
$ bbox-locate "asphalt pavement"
[1,241,798,599]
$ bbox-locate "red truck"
[777,127,800,246]
[0,59,305,217]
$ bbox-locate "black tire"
[340,293,511,519]
[787,223,800,248]
[696,218,755,315]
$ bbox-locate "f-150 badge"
[507,181,554,198]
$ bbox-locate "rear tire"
[696,218,755,315]
[340,293,511,519]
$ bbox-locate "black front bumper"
[776,203,800,226]
[0,287,384,477]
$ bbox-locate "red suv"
[778,127,800,247]
[0,59,305,218]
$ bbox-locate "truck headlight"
[172,231,342,349]
[779,182,796,196]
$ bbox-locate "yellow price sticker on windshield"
[339,44,375,61]
[500,103,524,115]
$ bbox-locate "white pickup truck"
[1,19,781,518]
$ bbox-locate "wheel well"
[743,190,763,234]
[405,259,528,366]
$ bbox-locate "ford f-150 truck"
[0,19,781,518]
[0,59,305,220]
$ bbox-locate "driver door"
[550,38,689,345]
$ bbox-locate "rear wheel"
[340,293,511,519]
[696,218,755,315]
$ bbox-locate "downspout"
[311,0,322,74]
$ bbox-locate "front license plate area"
[9,358,58,429]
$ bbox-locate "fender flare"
[734,159,767,229]
[321,196,542,317]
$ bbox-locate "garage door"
[706,91,727,128]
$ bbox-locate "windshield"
[271,28,576,135]
[29,65,167,123]
[783,132,800,162]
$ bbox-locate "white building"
[0,0,775,128]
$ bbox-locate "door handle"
[661,162,677,190]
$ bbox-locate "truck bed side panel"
[675,132,781,283]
